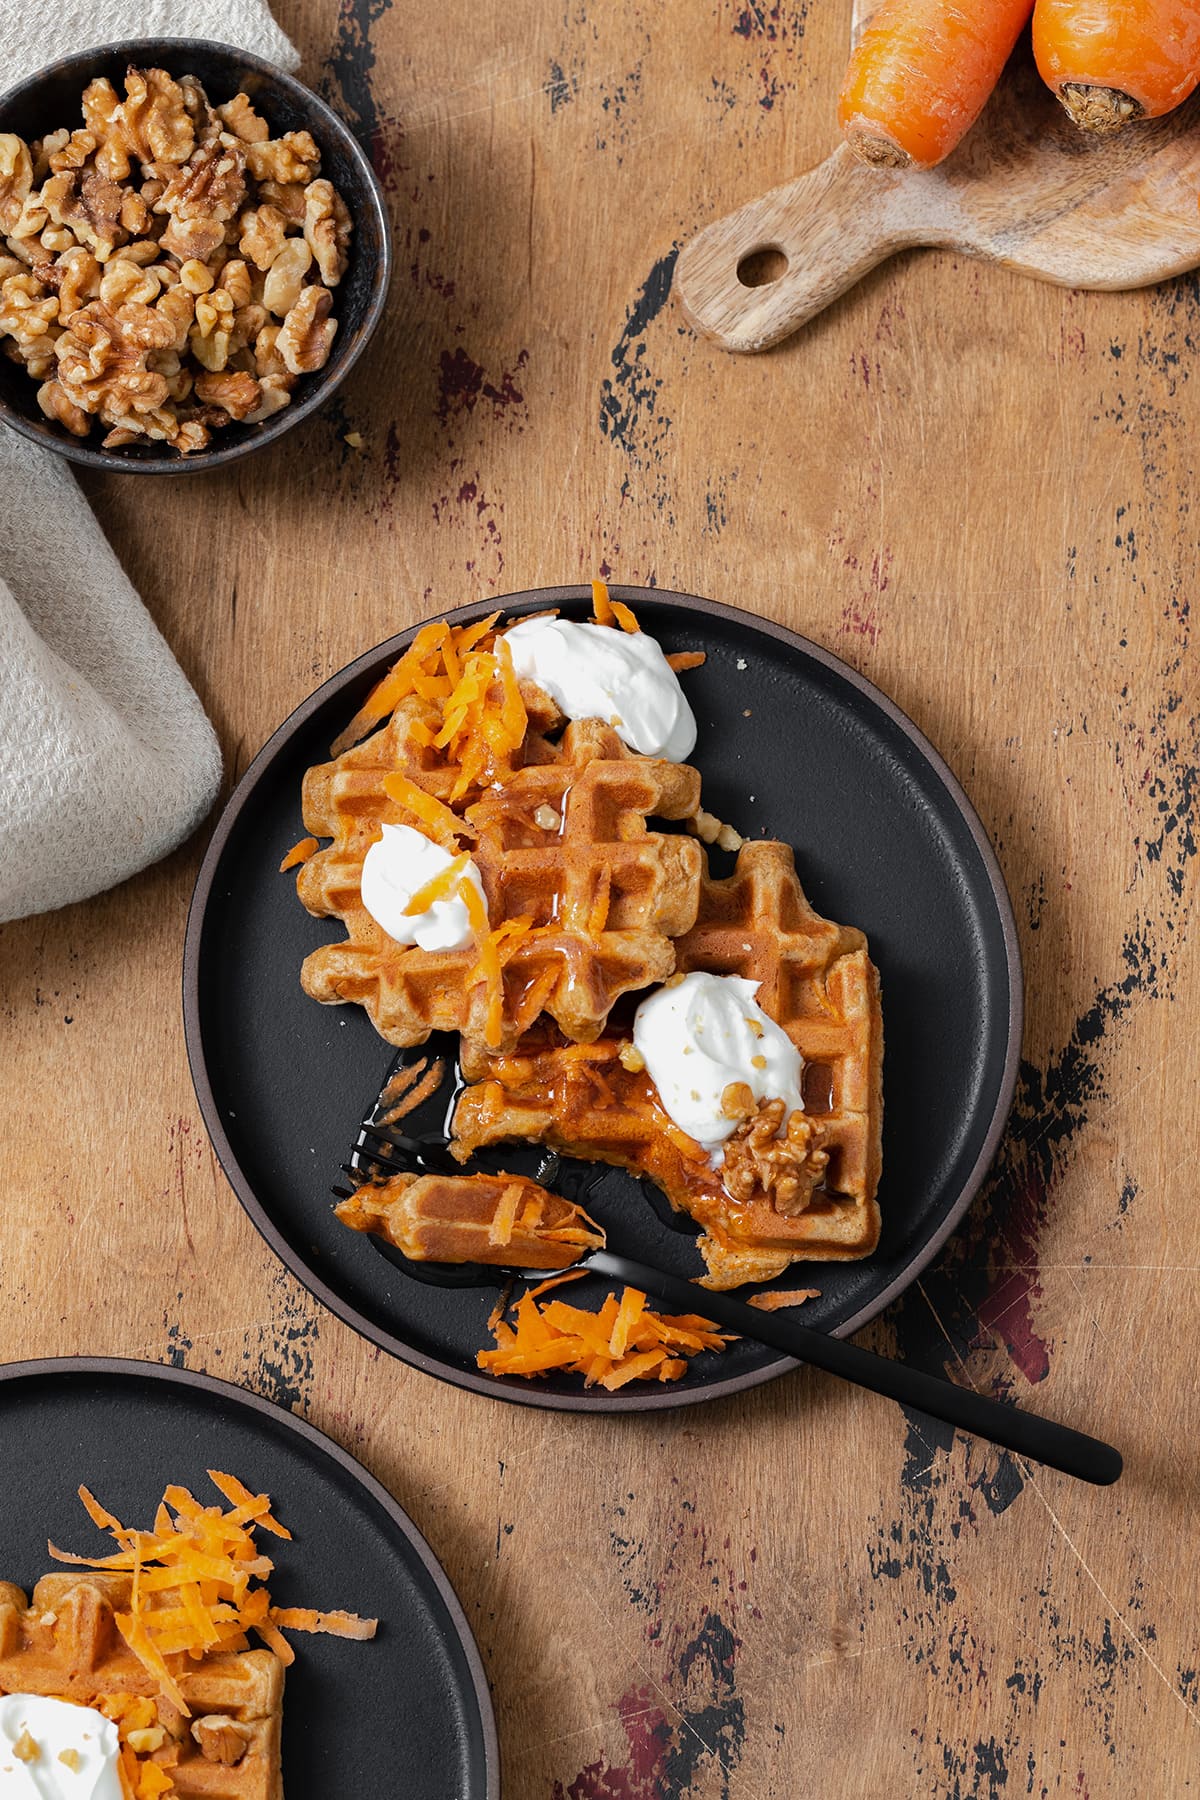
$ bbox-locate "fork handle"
[584,1251,1122,1486]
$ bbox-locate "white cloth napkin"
[0,2,298,925]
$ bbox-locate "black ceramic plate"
[185,588,1022,1411]
[0,1359,497,1799]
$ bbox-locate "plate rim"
[0,1353,500,1800]
[183,585,1024,1412]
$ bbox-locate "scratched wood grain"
[1,2,1198,1794]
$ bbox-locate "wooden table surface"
[3,2,1198,1794]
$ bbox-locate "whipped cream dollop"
[0,1695,123,1799]
[632,972,804,1154]
[360,823,486,951]
[503,616,697,762]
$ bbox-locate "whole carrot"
[838,0,1036,170]
[1033,0,1200,133]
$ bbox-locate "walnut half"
[722,1099,829,1217]
[191,1715,252,1765]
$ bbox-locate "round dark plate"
[184,587,1022,1411]
[0,1358,497,1799]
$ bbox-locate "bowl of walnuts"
[0,40,391,471]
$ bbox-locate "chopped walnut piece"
[173,418,211,454]
[239,202,287,270]
[192,1716,252,1765]
[720,1080,756,1123]
[160,137,246,224]
[243,372,292,422]
[0,271,59,346]
[257,178,308,226]
[303,178,352,285]
[261,236,311,315]
[56,298,174,416]
[246,130,321,185]
[52,244,103,317]
[48,129,97,174]
[722,1099,829,1217]
[217,257,253,309]
[194,368,261,419]
[160,213,225,263]
[277,283,336,374]
[217,93,270,144]
[99,256,162,308]
[0,134,33,235]
[41,170,125,260]
[37,376,89,435]
[84,68,195,182]
[155,284,195,351]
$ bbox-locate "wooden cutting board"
[675,0,1200,352]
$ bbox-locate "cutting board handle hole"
[737,245,789,288]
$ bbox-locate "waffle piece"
[298,716,703,1052]
[0,1573,283,1799]
[453,841,883,1288]
[336,1169,604,1268]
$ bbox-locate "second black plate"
[184,587,1021,1410]
[0,1358,497,1796]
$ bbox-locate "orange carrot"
[838,0,1035,170]
[279,836,319,872]
[1032,0,1200,131]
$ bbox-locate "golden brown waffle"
[0,1574,283,1799]
[298,715,703,1052]
[336,1169,603,1268]
[453,840,883,1288]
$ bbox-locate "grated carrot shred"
[611,599,640,634]
[666,650,706,672]
[279,836,319,873]
[50,1474,376,1714]
[591,579,614,625]
[477,1287,734,1387]
[488,1181,524,1248]
[403,853,470,916]
[382,772,471,848]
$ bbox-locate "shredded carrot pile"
[330,614,529,805]
[49,1472,377,1716]
[477,1287,734,1389]
[278,836,318,872]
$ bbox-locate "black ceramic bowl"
[0,40,390,473]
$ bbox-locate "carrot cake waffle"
[293,586,884,1362]
[0,1474,375,1798]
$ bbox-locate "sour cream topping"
[360,823,486,951]
[0,1695,123,1799]
[632,972,804,1154]
[503,617,697,762]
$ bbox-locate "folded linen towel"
[0,0,298,924]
